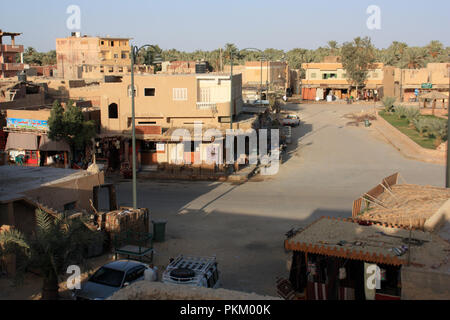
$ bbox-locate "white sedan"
[281,114,300,127]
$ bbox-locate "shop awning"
[5,133,38,151]
[38,135,71,152]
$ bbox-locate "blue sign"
[414,89,419,96]
[6,118,48,130]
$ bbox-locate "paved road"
[110,103,445,296]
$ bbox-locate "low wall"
[23,171,104,212]
[109,281,278,300]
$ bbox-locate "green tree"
[341,37,376,96]
[48,100,96,160]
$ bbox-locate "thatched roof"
[420,91,448,100]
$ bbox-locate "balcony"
[0,44,24,53]
[2,63,24,71]
[196,102,217,111]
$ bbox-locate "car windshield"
[89,267,125,288]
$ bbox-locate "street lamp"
[129,44,160,209]
[229,48,267,129]
[446,58,450,188]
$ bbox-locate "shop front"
[5,132,40,166]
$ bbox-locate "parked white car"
[281,114,300,127]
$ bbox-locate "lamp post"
[446,59,450,188]
[229,47,267,129]
[129,44,160,209]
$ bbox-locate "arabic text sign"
[7,118,48,130]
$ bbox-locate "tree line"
[21,38,449,72]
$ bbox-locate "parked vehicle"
[73,260,149,300]
[281,114,300,127]
[162,255,220,289]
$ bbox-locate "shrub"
[393,105,407,119]
[382,96,396,113]
[426,118,448,144]
[413,118,429,136]
[404,107,420,123]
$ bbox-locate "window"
[145,88,156,96]
[110,41,115,47]
[114,54,118,59]
[121,52,128,59]
[109,67,114,73]
[108,103,118,119]
[173,88,188,101]
[100,40,105,45]
[125,266,146,283]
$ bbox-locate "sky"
[1,0,449,52]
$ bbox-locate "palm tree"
[1,209,100,300]
[403,47,426,69]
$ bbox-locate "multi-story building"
[301,56,394,101]
[94,73,248,171]
[225,61,290,100]
[56,33,131,79]
[0,30,24,79]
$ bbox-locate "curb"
[373,112,446,165]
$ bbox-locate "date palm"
[1,209,100,300]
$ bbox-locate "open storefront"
[283,217,448,300]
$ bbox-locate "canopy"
[5,133,38,151]
[38,135,71,152]
[420,91,448,100]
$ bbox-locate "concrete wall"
[22,171,105,213]
[109,280,278,300]
[401,266,450,300]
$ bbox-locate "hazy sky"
[1,0,449,52]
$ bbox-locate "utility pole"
[130,46,137,209]
[446,62,450,188]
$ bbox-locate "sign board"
[6,118,48,130]
[156,143,165,152]
[421,83,432,89]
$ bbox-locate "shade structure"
[5,133,38,151]
[38,134,70,152]
[420,91,448,100]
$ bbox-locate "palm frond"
[0,229,30,256]
[35,209,53,234]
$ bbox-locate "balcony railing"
[196,102,217,111]
[2,63,24,71]
[0,44,24,53]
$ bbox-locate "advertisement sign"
[6,118,48,130]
